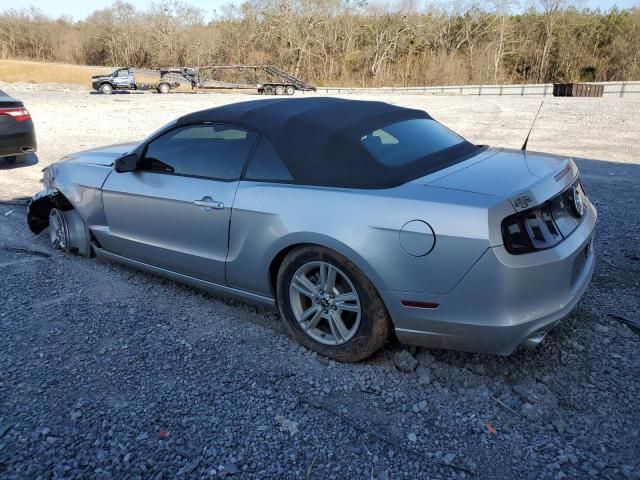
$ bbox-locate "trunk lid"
[419,147,578,211]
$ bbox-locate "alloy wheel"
[289,261,361,345]
[49,209,68,250]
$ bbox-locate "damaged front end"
[27,163,70,234]
[28,143,129,242]
[27,160,101,258]
[27,188,72,234]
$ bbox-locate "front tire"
[100,83,113,94]
[276,246,391,362]
[48,208,92,256]
[49,208,70,252]
[157,83,171,94]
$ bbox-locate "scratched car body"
[28,98,597,362]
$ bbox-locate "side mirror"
[114,153,139,173]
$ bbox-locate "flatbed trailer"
[157,65,316,95]
[92,65,315,95]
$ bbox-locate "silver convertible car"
[28,98,596,361]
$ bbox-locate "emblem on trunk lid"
[513,194,533,211]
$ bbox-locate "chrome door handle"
[194,199,224,210]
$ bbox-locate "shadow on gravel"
[0,246,50,258]
[88,91,145,95]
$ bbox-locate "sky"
[2,0,638,21]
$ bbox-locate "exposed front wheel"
[48,208,92,256]
[100,83,113,94]
[157,83,171,94]
[49,208,69,251]
[276,246,391,362]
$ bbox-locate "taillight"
[502,206,562,254]
[0,107,31,122]
[502,179,587,254]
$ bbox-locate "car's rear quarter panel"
[227,182,506,299]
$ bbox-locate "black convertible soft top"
[177,97,480,189]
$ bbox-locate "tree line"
[1,0,639,87]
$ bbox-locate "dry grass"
[0,59,111,86]
[0,59,195,92]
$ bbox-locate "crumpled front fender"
[27,189,71,234]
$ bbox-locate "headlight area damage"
[27,189,69,235]
[28,189,92,257]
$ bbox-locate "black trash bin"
[553,83,603,97]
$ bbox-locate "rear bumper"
[0,121,37,157]
[383,202,597,355]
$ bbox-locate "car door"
[113,69,131,88]
[100,123,258,285]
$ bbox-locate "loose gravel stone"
[394,350,418,372]
[416,365,432,386]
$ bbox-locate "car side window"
[244,137,293,182]
[141,124,258,180]
[116,70,129,77]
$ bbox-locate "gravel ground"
[0,83,639,479]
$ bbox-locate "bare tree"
[0,0,638,86]
[538,0,565,81]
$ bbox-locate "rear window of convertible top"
[360,118,466,167]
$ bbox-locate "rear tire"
[264,85,274,95]
[276,246,391,362]
[157,83,171,94]
[275,85,285,96]
[100,83,113,94]
[285,86,295,95]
